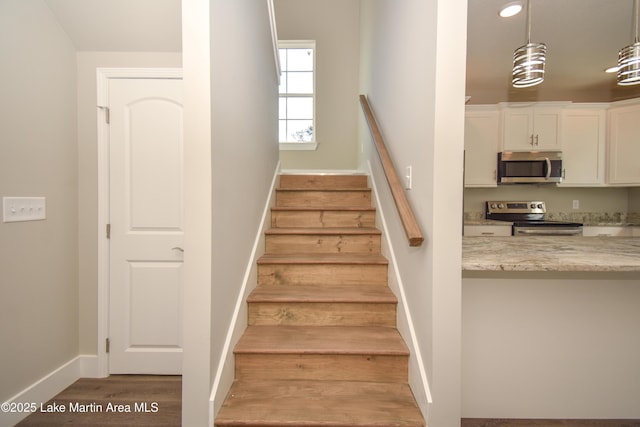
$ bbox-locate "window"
[279,41,315,144]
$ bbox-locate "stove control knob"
[490,203,497,209]
[537,203,543,209]
[498,203,505,209]
[530,203,536,209]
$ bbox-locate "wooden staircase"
[215,174,425,427]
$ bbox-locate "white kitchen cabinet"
[582,226,632,237]
[500,103,568,151]
[607,101,640,185]
[464,225,512,237]
[464,106,499,187]
[559,105,607,187]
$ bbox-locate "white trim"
[209,162,281,423]
[266,0,281,84]
[0,355,98,426]
[96,68,183,377]
[279,141,318,151]
[367,161,433,414]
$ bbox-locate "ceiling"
[44,0,640,104]
[44,0,181,52]
[466,0,640,104]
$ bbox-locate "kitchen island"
[463,236,640,272]
[461,236,640,421]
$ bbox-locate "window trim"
[278,40,317,150]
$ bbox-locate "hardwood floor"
[16,375,181,426]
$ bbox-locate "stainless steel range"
[485,201,583,236]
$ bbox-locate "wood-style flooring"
[15,375,180,427]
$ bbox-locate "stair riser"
[235,354,408,382]
[265,234,381,254]
[276,190,371,208]
[248,302,396,327]
[279,174,368,189]
[258,264,388,286]
[271,210,376,228]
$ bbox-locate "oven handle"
[514,228,582,236]
[545,157,552,179]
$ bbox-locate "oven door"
[498,151,563,184]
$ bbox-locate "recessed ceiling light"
[500,1,524,18]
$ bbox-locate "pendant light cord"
[526,0,532,44]
[634,0,639,44]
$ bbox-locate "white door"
[108,78,184,374]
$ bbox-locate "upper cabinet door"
[559,106,606,187]
[501,104,565,151]
[464,106,499,187]
[608,102,640,185]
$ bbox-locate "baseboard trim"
[209,161,281,424]
[1,355,98,426]
[367,161,433,415]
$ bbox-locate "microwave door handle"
[545,157,552,179]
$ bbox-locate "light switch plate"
[3,197,46,222]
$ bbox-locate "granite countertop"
[463,236,640,272]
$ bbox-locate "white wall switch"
[405,166,412,190]
[3,197,46,222]
[572,199,580,209]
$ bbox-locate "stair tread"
[215,379,425,427]
[248,284,397,303]
[258,253,388,265]
[234,325,408,355]
[265,227,381,235]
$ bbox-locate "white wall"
[0,0,78,402]
[463,272,640,419]
[359,1,466,426]
[181,0,213,424]
[275,0,361,170]
[206,0,281,424]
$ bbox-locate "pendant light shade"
[617,0,640,86]
[512,0,546,88]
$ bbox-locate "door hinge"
[106,223,111,239]
[106,338,110,353]
[98,106,110,124]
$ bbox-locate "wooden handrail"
[359,95,424,247]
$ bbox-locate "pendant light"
[512,0,546,88]
[618,0,640,85]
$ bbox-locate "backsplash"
[545,211,628,225]
[464,186,639,225]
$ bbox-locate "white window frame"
[279,40,318,151]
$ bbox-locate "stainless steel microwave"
[497,151,563,184]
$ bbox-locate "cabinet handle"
[562,168,566,179]
[535,134,539,146]
[481,232,495,235]
[530,134,534,146]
